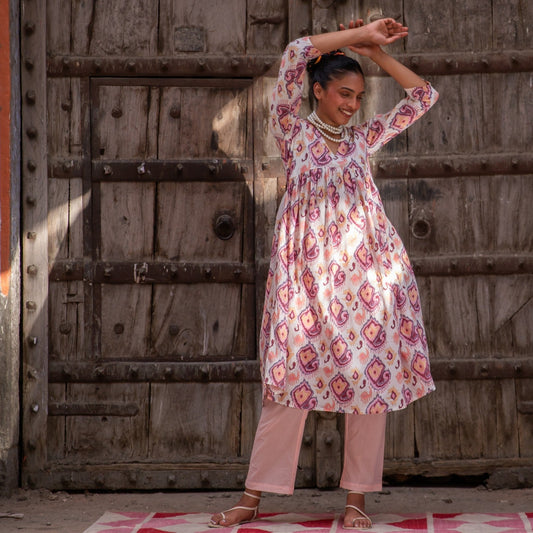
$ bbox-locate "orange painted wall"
[0,0,11,296]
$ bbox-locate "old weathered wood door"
[21,0,532,490]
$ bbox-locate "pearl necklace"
[307,111,349,143]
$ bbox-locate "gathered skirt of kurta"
[260,38,439,414]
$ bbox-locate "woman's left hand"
[340,18,407,58]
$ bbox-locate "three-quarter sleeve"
[270,37,321,162]
[363,81,439,155]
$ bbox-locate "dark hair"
[307,51,364,104]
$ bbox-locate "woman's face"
[313,72,365,127]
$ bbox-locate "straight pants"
[246,400,386,495]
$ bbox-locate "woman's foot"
[344,492,372,530]
[209,490,261,528]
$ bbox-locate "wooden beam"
[20,0,48,482]
[48,357,533,384]
[46,49,533,78]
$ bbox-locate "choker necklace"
[307,111,348,143]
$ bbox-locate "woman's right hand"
[340,18,407,58]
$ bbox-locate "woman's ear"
[312,81,323,101]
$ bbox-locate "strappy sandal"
[208,491,260,528]
[343,491,372,530]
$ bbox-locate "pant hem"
[245,482,294,496]
[339,481,383,492]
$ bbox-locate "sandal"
[343,491,372,530]
[208,491,260,528]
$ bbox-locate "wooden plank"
[46,0,71,55]
[47,178,70,261]
[376,178,409,244]
[99,182,154,260]
[408,74,483,155]
[49,281,84,361]
[157,181,244,262]
[297,413,317,487]
[405,0,492,52]
[179,86,249,159]
[492,276,533,355]
[100,284,152,359]
[240,383,262,457]
[454,380,519,459]
[71,0,158,56]
[65,383,149,462]
[151,283,251,359]
[46,384,66,462]
[426,277,490,359]
[92,85,152,160]
[315,413,341,488]
[21,0,49,483]
[157,87,182,160]
[516,379,533,456]
[149,383,241,461]
[158,0,246,55]
[47,78,71,157]
[481,73,533,153]
[492,0,533,49]
[288,0,311,41]
[247,0,287,54]
[414,382,462,459]
[385,407,415,460]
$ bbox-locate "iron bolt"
[111,106,123,118]
[27,231,37,239]
[30,403,39,413]
[25,90,36,104]
[26,300,37,310]
[27,160,37,171]
[28,336,38,346]
[103,165,112,176]
[26,127,38,139]
[59,322,72,335]
[26,196,36,206]
[24,22,36,35]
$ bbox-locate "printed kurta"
[259,37,439,414]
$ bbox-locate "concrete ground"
[0,484,532,533]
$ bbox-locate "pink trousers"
[245,400,387,495]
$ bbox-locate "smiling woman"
[209,17,439,531]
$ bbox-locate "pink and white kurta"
[259,37,439,414]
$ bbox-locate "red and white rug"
[83,511,533,533]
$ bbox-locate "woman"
[210,17,438,530]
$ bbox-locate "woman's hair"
[307,51,364,104]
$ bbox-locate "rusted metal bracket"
[49,260,255,284]
[362,49,533,76]
[90,159,251,182]
[48,402,139,416]
[49,357,533,384]
[372,153,533,179]
[411,254,533,276]
[48,55,277,78]
[49,360,261,383]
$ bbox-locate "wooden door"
[21,0,532,490]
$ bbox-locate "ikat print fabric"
[260,38,439,413]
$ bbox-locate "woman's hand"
[339,18,407,58]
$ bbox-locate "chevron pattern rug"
[83,511,533,533]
